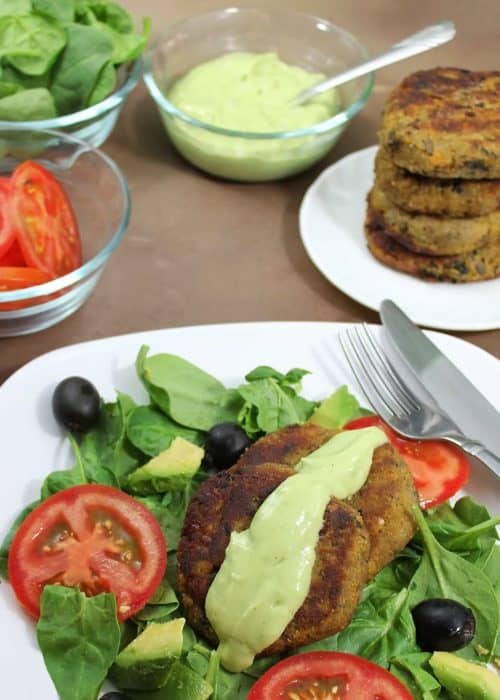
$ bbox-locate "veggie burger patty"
[365,202,500,282]
[176,463,370,655]
[176,424,419,655]
[368,185,500,256]
[378,67,500,179]
[235,423,419,580]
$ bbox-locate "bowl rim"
[143,7,374,140]
[0,127,131,303]
[0,57,143,130]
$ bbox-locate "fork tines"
[339,325,419,423]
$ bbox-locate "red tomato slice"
[9,161,82,279]
[0,265,51,291]
[0,266,53,310]
[248,651,413,700]
[0,239,26,266]
[344,415,470,509]
[0,176,17,259]
[8,484,167,621]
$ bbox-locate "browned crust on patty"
[234,424,419,579]
[347,442,419,579]
[375,146,500,217]
[176,463,370,655]
[369,185,499,255]
[378,68,500,178]
[234,422,337,469]
[365,203,500,282]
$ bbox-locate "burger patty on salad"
[176,463,370,655]
[234,423,419,579]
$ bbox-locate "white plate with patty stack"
[299,145,500,331]
[0,321,499,698]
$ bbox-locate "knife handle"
[456,438,500,480]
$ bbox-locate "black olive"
[204,422,252,470]
[52,376,101,433]
[412,598,476,652]
[100,693,129,700]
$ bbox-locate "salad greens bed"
[0,0,150,120]
[1,345,499,700]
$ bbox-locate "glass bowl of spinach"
[0,1,150,147]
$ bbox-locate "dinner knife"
[380,299,500,457]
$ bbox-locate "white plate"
[299,146,500,331]
[1,322,499,698]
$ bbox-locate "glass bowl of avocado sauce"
[144,8,373,182]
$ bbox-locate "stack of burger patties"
[365,67,500,282]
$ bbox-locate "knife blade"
[380,299,500,456]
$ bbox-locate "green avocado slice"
[109,618,184,690]
[430,652,500,700]
[127,437,204,495]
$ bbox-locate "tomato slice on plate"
[248,651,413,700]
[9,160,82,278]
[0,176,16,259]
[344,415,470,509]
[8,484,167,621]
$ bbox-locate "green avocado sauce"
[204,426,387,672]
[168,52,338,133]
[164,52,341,181]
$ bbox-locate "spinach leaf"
[0,0,31,16]
[184,641,259,700]
[308,385,371,429]
[136,476,204,552]
[50,21,114,113]
[33,0,76,23]
[237,378,316,436]
[136,346,241,431]
[244,366,309,384]
[87,58,115,106]
[127,405,203,457]
[0,79,22,97]
[78,392,143,488]
[41,433,87,499]
[132,577,179,623]
[37,585,120,700]
[0,13,66,75]
[0,63,51,89]
[79,0,134,32]
[409,506,500,661]
[390,652,442,700]
[0,85,56,119]
[317,587,417,665]
[97,16,149,65]
[0,499,39,578]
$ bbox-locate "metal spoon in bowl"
[292,20,456,105]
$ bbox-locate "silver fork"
[339,325,500,480]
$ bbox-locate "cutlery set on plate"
[340,300,500,480]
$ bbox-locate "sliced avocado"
[160,659,213,700]
[128,437,204,495]
[429,651,500,700]
[109,618,185,690]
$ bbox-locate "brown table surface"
[1,0,499,383]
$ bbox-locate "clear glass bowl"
[0,58,142,148]
[143,8,373,182]
[0,128,130,337]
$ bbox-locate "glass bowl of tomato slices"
[0,128,130,336]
